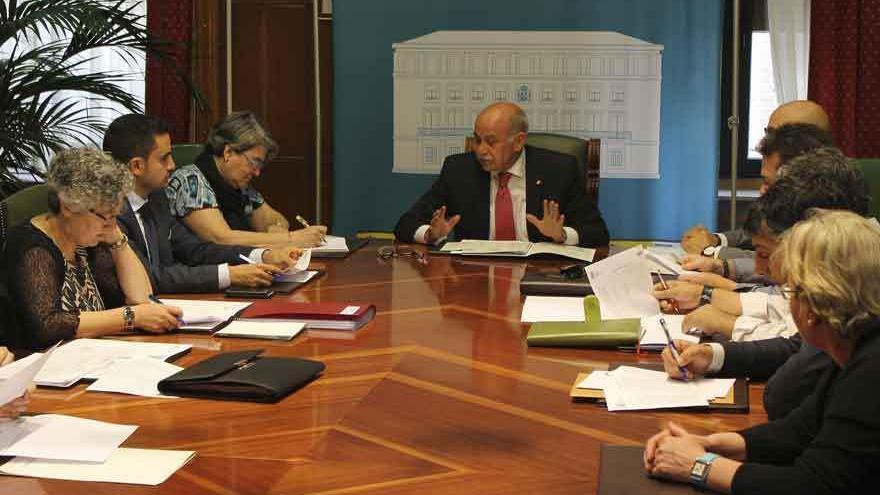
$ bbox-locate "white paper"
[35,339,192,387]
[520,296,585,322]
[576,370,611,389]
[639,314,700,347]
[585,247,660,320]
[600,366,733,411]
[214,320,306,341]
[312,235,349,253]
[441,239,595,262]
[528,243,596,262]
[273,269,320,284]
[158,299,252,327]
[452,240,531,254]
[86,357,182,398]
[0,448,195,486]
[0,346,55,404]
[0,414,137,462]
[279,248,311,275]
[339,306,360,315]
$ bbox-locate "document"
[638,314,700,347]
[274,269,320,284]
[86,357,183,398]
[0,344,55,404]
[642,249,699,277]
[0,414,137,462]
[158,299,252,331]
[280,248,311,274]
[214,320,306,340]
[0,447,196,486]
[35,339,192,387]
[312,235,349,253]
[591,366,735,411]
[440,239,595,262]
[585,247,660,319]
[520,296,585,322]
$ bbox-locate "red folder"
[238,302,376,331]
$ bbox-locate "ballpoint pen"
[654,271,680,314]
[148,295,184,323]
[659,316,689,381]
[295,215,326,244]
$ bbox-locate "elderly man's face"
[471,111,526,173]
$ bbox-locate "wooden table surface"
[10,242,768,494]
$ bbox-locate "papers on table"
[440,239,596,262]
[214,320,306,340]
[158,299,252,331]
[520,296,585,322]
[0,345,55,404]
[86,357,183,398]
[576,366,735,411]
[274,269,320,284]
[0,414,137,462]
[585,246,660,320]
[639,314,700,348]
[642,248,698,277]
[35,338,191,388]
[0,447,196,486]
[312,235,349,253]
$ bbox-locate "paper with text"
[639,314,700,347]
[585,247,660,320]
[521,296,586,322]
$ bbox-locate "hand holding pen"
[659,317,689,381]
[653,271,680,314]
[295,215,327,245]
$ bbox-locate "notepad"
[520,296,586,322]
[0,414,137,462]
[158,299,252,331]
[273,269,320,284]
[214,320,307,340]
[312,235,348,253]
[0,448,196,485]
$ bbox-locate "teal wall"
[333,0,723,240]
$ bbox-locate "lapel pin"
[535,179,542,186]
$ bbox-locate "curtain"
[145,0,194,143]
[808,0,880,158]
[767,0,811,103]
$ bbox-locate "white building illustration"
[392,31,663,179]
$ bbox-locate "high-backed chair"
[0,183,49,243]
[854,158,880,219]
[171,144,204,167]
[465,133,601,200]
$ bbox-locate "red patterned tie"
[494,172,516,240]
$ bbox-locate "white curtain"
[767,0,811,103]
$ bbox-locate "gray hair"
[47,148,133,213]
[509,106,530,134]
[204,111,279,161]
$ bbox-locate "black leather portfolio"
[158,349,325,403]
[519,267,593,296]
[598,445,702,494]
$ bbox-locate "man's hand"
[425,206,461,244]
[289,226,327,247]
[653,280,703,312]
[683,305,735,339]
[680,254,723,274]
[262,247,302,270]
[661,340,714,380]
[526,199,566,243]
[229,263,279,287]
[681,225,717,254]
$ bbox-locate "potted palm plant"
[0,0,199,197]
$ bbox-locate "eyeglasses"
[377,245,427,263]
[89,209,117,222]
[238,151,267,171]
[780,284,803,300]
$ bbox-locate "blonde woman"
[644,210,880,494]
[4,148,181,350]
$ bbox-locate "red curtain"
[808,0,880,158]
[145,0,194,143]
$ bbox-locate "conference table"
[13,241,769,494]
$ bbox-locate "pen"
[149,295,184,324]
[295,214,325,244]
[654,271,680,314]
[660,317,689,381]
[238,254,255,264]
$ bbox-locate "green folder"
[526,295,641,348]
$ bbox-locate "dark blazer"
[117,190,251,294]
[394,146,609,248]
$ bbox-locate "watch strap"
[689,452,719,489]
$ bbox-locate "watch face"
[702,246,716,256]
[692,462,707,477]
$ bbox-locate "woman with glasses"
[3,148,181,350]
[165,111,326,249]
[644,210,880,494]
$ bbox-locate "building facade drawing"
[392,31,663,178]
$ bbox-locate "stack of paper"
[86,357,183,398]
[520,296,585,322]
[440,239,596,262]
[0,414,137,462]
[214,320,306,340]
[638,314,700,349]
[577,366,735,411]
[34,339,191,388]
[0,345,55,404]
[274,269,320,284]
[158,299,252,331]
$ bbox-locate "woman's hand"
[132,303,182,333]
[645,422,710,482]
[289,226,327,247]
[679,271,737,291]
[0,390,30,421]
[0,346,14,366]
[653,280,703,312]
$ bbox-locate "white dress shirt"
[415,152,578,245]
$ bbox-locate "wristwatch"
[689,452,719,490]
[122,306,135,332]
[700,285,714,305]
[702,244,721,258]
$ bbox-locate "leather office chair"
[171,144,204,167]
[465,132,601,200]
[854,158,880,219]
[0,183,49,243]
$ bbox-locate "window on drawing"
[542,90,553,101]
[494,89,507,101]
[589,90,601,102]
[565,90,577,102]
[609,151,624,166]
[424,88,439,101]
[448,146,461,155]
[612,91,625,102]
[471,89,484,101]
[423,147,435,164]
[449,88,462,101]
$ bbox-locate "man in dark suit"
[394,102,609,248]
[103,114,300,293]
